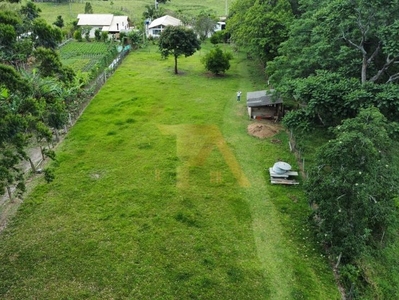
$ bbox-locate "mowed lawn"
[0,44,339,299]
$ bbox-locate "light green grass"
[32,0,229,25]
[0,43,339,299]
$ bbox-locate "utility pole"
[225,0,228,16]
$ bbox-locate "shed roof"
[246,90,283,107]
[148,15,182,29]
[77,14,114,26]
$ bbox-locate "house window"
[153,29,162,35]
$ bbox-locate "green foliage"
[127,30,142,49]
[193,10,218,41]
[228,0,294,65]
[94,29,101,41]
[210,30,230,44]
[34,47,67,80]
[101,31,108,42]
[32,18,62,49]
[280,71,399,129]
[74,29,82,41]
[43,168,55,183]
[201,46,232,75]
[0,88,42,200]
[142,4,164,20]
[159,25,201,74]
[307,107,399,263]
[20,1,41,23]
[53,15,64,28]
[267,0,399,84]
[0,64,30,94]
[84,2,93,14]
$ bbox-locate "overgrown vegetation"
[229,0,399,297]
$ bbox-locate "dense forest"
[228,0,399,298]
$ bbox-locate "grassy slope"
[0,44,339,299]
[33,0,228,25]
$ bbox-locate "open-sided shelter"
[246,90,283,120]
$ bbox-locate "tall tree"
[193,10,218,41]
[32,18,62,49]
[268,0,399,84]
[306,107,399,263]
[227,0,293,65]
[159,26,201,74]
[19,0,41,32]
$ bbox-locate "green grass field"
[33,0,229,25]
[0,43,340,299]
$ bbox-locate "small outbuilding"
[246,90,283,120]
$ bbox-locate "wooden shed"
[246,90,283,120]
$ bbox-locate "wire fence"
[288,129,308,180]
[0,47,131,204]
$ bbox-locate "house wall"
[148,26,164,38]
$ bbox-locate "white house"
[77,14,130,38]
[147,15,182,38]
[215,21,226,32]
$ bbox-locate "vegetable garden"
[59,41,118,77]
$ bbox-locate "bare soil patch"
[247,121,281,139]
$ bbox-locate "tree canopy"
[306,107,399,263]
[202,46,232,75]
[158,26,201,74]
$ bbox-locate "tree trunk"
[40,146,47,160]
[54,129,60,143]
[361,54,367,84]
[6,186,12,202]
[174,55,178,74]
[28,157,36,173]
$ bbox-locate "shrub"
[201,46,232,75]
[94,29,101,41]
[74,30,82,42]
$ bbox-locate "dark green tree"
[0,64,31,94]
[127,30,142,49]
[84,2,93,14]
[202,46,232,75]
[53,15,64,28]
[159,26,201,74]
[20,1,41,22]
[228,0,293,65]
[34,47,76,84]
[94,28,101,41]
[306,107,399,263]
[32,18,62,49]
[19,1,41,32]
[267,0,399,85]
